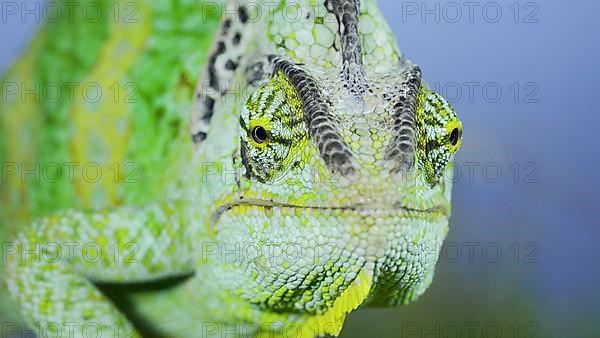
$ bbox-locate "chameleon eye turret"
[417,89,463,185]
[240,71,308,183]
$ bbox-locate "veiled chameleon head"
[201,0,462,334]
[212,58,462,323]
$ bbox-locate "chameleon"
[0,0,462,337]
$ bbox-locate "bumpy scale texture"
[0,0,462,337]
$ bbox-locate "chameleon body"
[0,0,462,337]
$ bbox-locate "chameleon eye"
[418,91,462,185]
[239,71,308,182]
[252,126,269,143]
[449,127,461,146]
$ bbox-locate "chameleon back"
[0,0,225,323]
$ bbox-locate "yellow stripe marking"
[69,0,151,208]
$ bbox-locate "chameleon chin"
[2,0,461,337]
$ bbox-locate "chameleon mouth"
[210,199,448,228]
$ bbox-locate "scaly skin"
[1,0,462,337]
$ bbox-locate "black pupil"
[449,128,460,146]
[252,126,268,143]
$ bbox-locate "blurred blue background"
[1,0,599,337]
